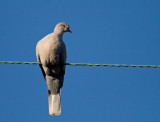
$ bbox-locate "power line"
[0,61,160,68]
[65,63,160,68]
[0,61,40,64]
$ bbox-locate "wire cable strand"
[0,61,160,68]
[65,63,160,68]
[0,61,41,64]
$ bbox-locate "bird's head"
[54,22,72,34]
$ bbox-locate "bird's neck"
[54,31,64,40]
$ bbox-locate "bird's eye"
[62,25,65,28]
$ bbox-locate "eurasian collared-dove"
[36,22,71,115]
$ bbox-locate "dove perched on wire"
[36,22,71,115]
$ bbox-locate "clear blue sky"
[0,0,160,122]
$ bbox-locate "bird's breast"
[44,41,63,66]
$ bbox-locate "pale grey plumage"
[36,22,71,115]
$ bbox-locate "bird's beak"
[66,29,72,33]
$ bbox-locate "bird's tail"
[48,91,61,115]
